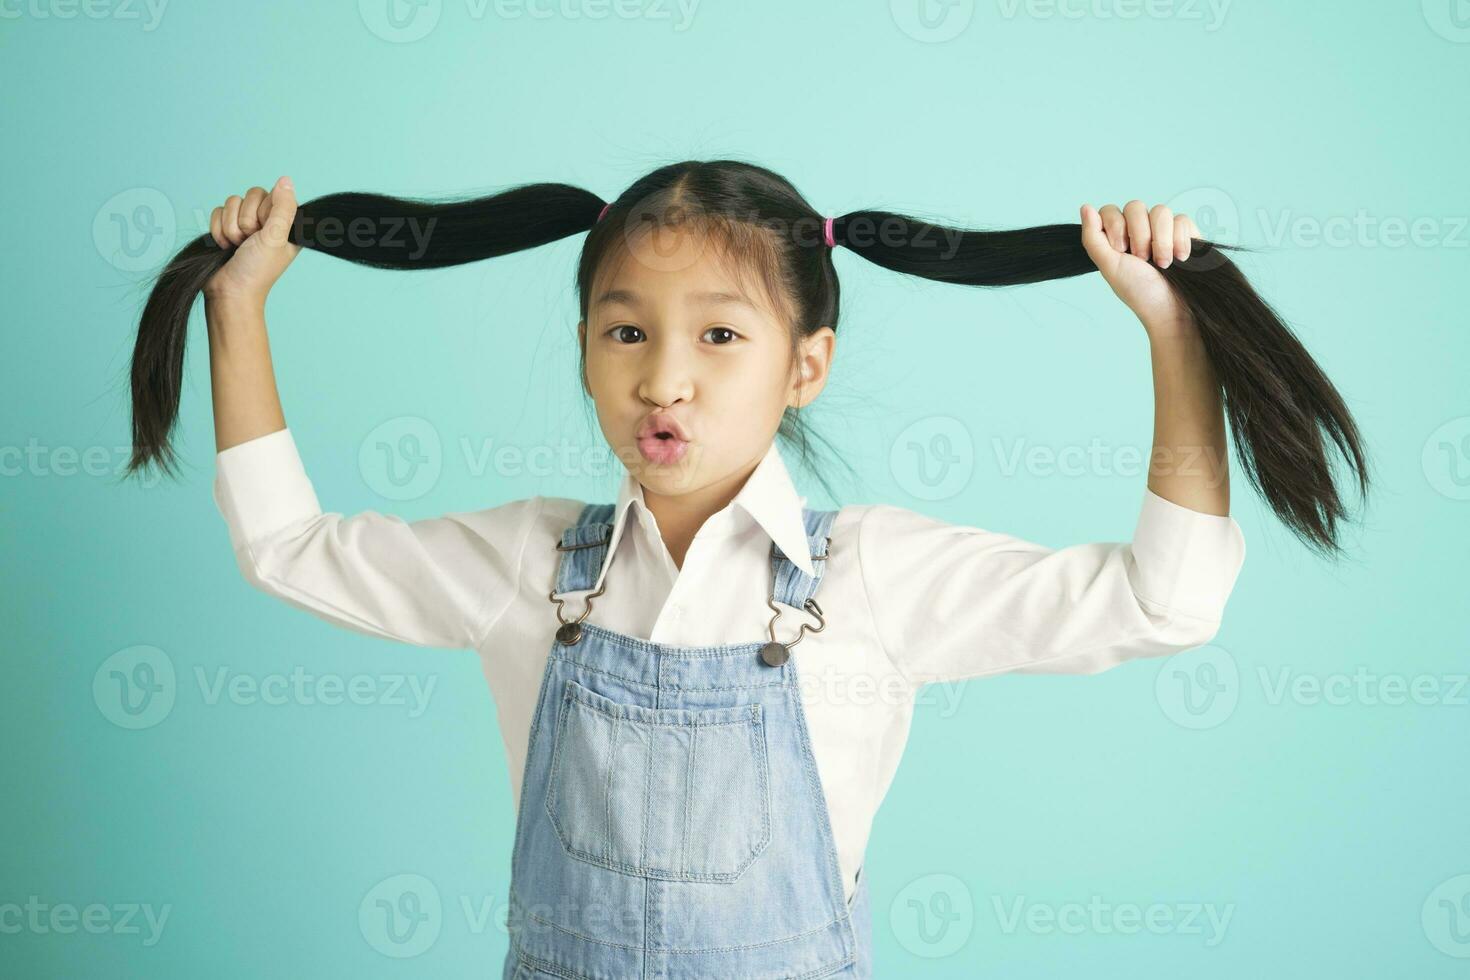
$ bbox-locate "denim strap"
[553,503,617,595]
[770,508,839,610]
[553,502,840,607]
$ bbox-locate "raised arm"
[211,428,535,651]
[1081,199,1230,518]
[855,201,1247,689]
[202,178,529,651]
[856,492,1245,688]
[205,177,300,454]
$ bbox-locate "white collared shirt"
[213,428,1246,904]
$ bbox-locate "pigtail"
[124,155,1371,561]
[124,183,605,480]
[828,211,1372,559]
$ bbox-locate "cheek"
[582,351,616,395]
[713,356,789,412]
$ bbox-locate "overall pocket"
[544,677,771,881]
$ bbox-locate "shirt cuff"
[1128,488,1246,623]
[212,428,323,552]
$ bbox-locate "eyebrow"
[593,288,757,310]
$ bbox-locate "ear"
[790,326,835,409]
[578,319,586,348]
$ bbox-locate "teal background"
[3,1,1467,976]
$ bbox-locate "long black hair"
[125,159,1372,558]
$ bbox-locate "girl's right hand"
[204,176,301,304]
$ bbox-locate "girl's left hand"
[1080,201,1199,338]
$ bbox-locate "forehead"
[589,221,788,323]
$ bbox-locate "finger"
[1149,204,1173,268]
[1174,213,1192,261]
[209,206,227,249]
[237,186,268,237]
[1122,200,1151,260]
[260,176,299,250]
[1079,203,1120,278]
[222,194,244,246]
[1098,204,1127,251]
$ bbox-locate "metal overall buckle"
[548,534,610,647]
[759,536,832,667]
[548,531,831,661]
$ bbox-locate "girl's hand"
[1080,201,1199,338]
[204,176,301,305]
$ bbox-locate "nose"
[637,341,694,408]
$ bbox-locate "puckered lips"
[636,411,690,465]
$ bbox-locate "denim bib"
[502,502,873,979]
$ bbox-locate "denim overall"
[502,503,873,980]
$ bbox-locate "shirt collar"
[595,441,815,590]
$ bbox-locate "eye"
[607,325,644,344]
[702,326,741,345]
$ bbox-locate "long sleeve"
[212,427,538,650]
[856,489,1246,687]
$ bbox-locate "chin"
[636,451,710,495]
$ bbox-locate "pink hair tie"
[822,216,836,248]
[597,202,610,222]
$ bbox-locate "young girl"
[128,162,1369,979]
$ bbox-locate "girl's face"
[579,229,832,502]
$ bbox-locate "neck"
[640,457,760,571]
